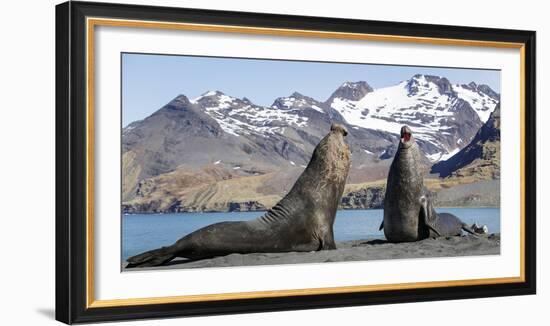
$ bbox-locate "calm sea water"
[122,208,500,261]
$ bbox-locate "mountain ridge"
[122,74,500,205]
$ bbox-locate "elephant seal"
[380,126,476,242]
[127,123,351,267]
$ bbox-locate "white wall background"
[0,0,546,324]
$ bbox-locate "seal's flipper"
[461,223,479,237]
[126,246,175,267]
[318,230,337,250]
[419,195,441,237]
[378,220,384,231]
[424,220,441,237]
[319,239,337,250]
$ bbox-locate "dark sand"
[123,234,500,271]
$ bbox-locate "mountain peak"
[271,92,321,109]
[200,90,225,97]
[166,94,191,108]
[290,91,306,99]
[340,81,370,89]
[190,90,245,113]
[327,81,373,102]
[457,82,500,101]
[478,84,499,100]
[468,83,500,100]
[406,74,455,96]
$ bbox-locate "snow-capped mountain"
[453,82,500,122]
[190,90,311,137]
[271,91,327,113]
[122,74,499,202]
[327,74,499,161]
[327,81,374,102]
[122,91,339,201]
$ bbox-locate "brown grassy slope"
[123,166,302,213]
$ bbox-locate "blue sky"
[122,53,501,126]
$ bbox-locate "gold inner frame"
[85,17,527,309]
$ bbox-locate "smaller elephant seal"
[418,193,477,238]
[380,126,476,242]
[127,123,351,267]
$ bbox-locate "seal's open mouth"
[400,126,412,143]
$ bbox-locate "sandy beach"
[122,233,500,271]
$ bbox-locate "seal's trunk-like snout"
[400,125,412,143]
[331,123,348,136]
[398,125,414,150]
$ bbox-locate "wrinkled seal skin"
[127,124,351,267]
[381,126,475,243]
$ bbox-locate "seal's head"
[330,123,348,137]
[471,223,489,234]
[399,125,414,149]
[308,123,350,187]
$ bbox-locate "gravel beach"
[122,234,500,271]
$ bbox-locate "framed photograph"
[56,1,536,324]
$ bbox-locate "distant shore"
[122,205,499,215]
[122,234,500,271]
[122,178,500,214]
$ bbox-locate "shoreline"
[122,234,500,271]
[122,206,500,215]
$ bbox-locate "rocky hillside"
[430,104,500,179]
[122,90,396,201]
[122,74,500,212]
[123,174,499,214]
[122,166,302,213]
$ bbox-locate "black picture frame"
[56,1,536,324]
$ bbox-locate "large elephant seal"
[127,123,351,267]
[380,126,476,242]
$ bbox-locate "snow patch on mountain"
[330,79,455,144]
[271,93,327,114]
[342,82,360,89]
[453,84,499,122]
[426,148,461,162]
[273,96,324,113]
[328,74,499,160]
[193,91,308,137]
[178,75,498,162]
